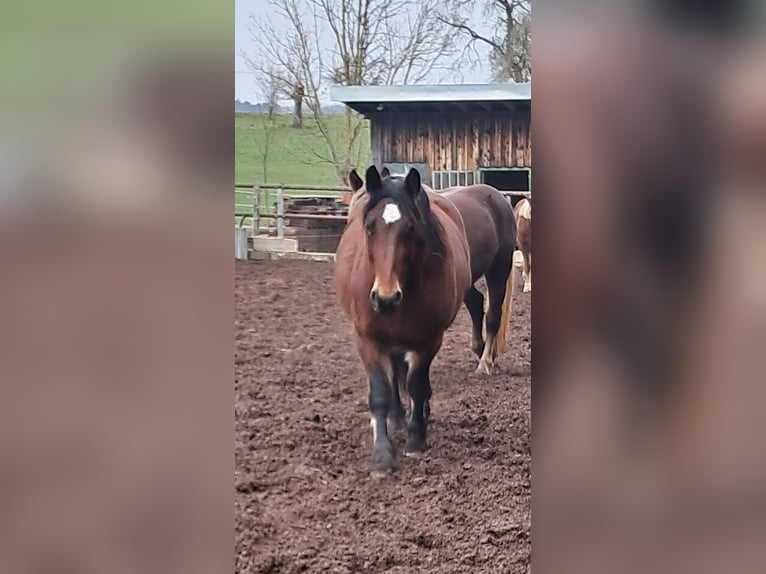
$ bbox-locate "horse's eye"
[405,222,415,235]
[364,220,375,235]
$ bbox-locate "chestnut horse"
[334,166,472,471]
[440,184,518,374]
[514,196,532,292]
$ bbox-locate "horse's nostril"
[369,289,401,313]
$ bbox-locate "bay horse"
[440,184,518,375]
[514,195,532,292]
[333,165,472,471]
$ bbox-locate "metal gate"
[431,170,476,190]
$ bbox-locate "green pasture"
[235,112,370,229]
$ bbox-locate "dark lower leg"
[408,382,432,422]
[405,362,432,454]
[423,381,432,422]
[368,370,396,470]
[464,286,485,358]
[388,353,407,430]
[478,269,509,373]
[484,305,502,361]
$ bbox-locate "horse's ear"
[380,166,390,178]
[348,169,363,192]
[404,167,421,198]
[365,165,382,194]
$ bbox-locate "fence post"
[276,185,285,239]
[253,184,260,235]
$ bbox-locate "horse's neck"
[347,189,368,219]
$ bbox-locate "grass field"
[235,112,370,227]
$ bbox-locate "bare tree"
[257,72,281,181]
[244,0,459,182]
[438,0,531,83]
[265,74,280,120]
[291,84,304,128]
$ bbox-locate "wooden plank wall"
[369,110,531,173]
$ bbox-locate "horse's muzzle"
[370,289,402,314]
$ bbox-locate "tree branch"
[245,0,467,182]
[435,15,504,53]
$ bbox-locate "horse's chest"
[360,298,455,350]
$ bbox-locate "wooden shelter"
[331,83,531,194]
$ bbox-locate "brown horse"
[334,166,472,471]
[514,196,532,292]
[440,184,518,375]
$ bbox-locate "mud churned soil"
[236,260,531,573]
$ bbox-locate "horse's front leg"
[388,352,408,431]
[367,368,397,471]
[357,340,398,472]
[404,342,440,455]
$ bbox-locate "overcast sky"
[235,0,492,103]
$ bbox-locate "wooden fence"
[234,182,530,240]
[235,183,350,237]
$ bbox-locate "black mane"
[362,175,446,258]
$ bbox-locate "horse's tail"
[492,261,517,357]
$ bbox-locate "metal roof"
[330,83,531,115]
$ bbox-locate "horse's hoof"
[370,469,393,479]
[370,442,397,472]
[475,361,494,376]
[404,435,428,455]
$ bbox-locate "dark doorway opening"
[481,169,530,207]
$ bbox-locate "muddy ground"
[235,260,531,573]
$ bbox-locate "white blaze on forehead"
[381,203,402,225]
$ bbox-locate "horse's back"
[427,190,473,308]
[427,189,467,240]
[442,184,516,281]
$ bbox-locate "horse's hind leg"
[477,256,514,375]
[388,352,407,431]
[464,286,486,358]
[522,251,531,293]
